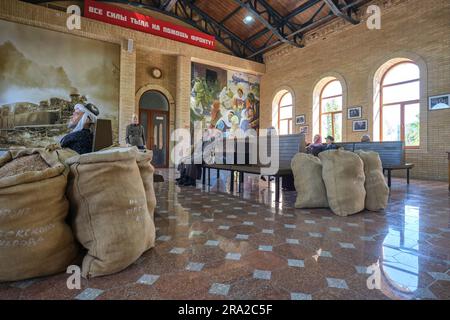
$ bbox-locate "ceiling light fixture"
[243,15,254,25]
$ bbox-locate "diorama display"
[190,62,260,138]
[0,20,120,149]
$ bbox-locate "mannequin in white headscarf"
[70,104,98,132]
[60,103,99,154]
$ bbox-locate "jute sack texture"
[136,151,157,223]
[291,153,329,209]
[0,148,78,282]
[355,150,389,211]
[319,149,366,217]
[66,147,155,278]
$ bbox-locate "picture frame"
[352,120,368,132]
[296,114,306,125]
[348,106,362,119]
[429,94,450,111]
[299,126,308,134]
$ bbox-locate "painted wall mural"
[190,62,260,138]
[0,20,120,148]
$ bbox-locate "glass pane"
[382,105,401,141]
[382,81,420,104]
[383,62,420,86]
[322,97,342,112]
[333,113,342,142]
[321,114,333,138]
[405,103,420,147]
[279,92,292,107]
[322,80,342,98]
[140,90,169,111]
[279,119,289,135]
[279,106,292,120]
[152,113,167,167]
[140,111,148,144]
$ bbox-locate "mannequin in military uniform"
[126,114,146,150]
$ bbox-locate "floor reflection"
[381,205,420,294]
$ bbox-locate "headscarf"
[361,134,371,142]
[311,134,322,146]
[71,103,98,133]
[217,110,234,128]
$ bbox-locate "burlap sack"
[356,150,389,211]
[291,153,328,208]
[136,151,157,221]
[0,149,78,282]
[45,143,79,175]
[66,147,155,278]
[319,149,366,216]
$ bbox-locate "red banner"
[84,0,215,50]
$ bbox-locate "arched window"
[320,80,342,142]
[380,62,420,147]
[273,90,293,135]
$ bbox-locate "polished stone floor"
[1,169,449,300]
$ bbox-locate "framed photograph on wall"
[299,126,308,134]
[429,94,450,110]
[353,120,368,132]
[296,114,306,125]
[348,106,362,119]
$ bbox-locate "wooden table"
[448,152,450,190]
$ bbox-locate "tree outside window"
[381,62,420,148]
[320,80,343,142]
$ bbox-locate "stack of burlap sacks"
[0,146,156,282]
[291,149,389,216]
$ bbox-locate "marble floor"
[1,169,449,300]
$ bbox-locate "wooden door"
[139,109,169,168]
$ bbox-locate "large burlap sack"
[291,153,328,208]
[136,151,157,225]
[45,143,79,175]
[66,147,155,278]
[0,148,78,282]
[319,149,366,216]
[356,150,389,211]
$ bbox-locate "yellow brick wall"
[261,0,450,181]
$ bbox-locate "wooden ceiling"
[23,0,371,61]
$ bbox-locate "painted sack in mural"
[190,63,260,139]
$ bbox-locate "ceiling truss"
[21,0,368,62]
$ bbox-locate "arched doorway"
[139,90,169,167]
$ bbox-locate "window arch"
[319,79,343,142]
[272,89,293,135]
[380,61,420,147]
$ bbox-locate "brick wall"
[260,0,450,181]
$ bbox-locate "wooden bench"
[202,134,305,202]
[336,141,414,187]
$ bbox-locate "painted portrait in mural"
[0,20,120,148]
[190,62,260,139]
